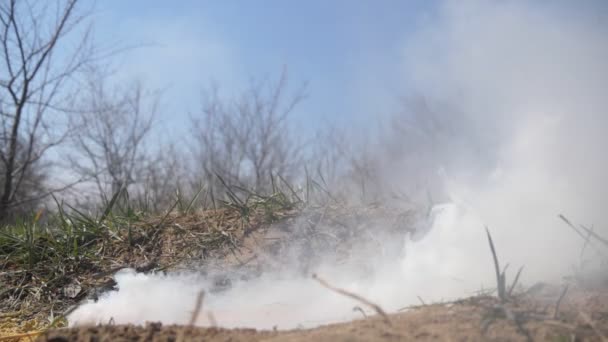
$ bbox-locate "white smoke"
[400,0,608,281]
[69,0,607,329]
[70,202,495,330]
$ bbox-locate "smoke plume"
[69,0,608,329]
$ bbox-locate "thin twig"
[580,225,595,258]
[559,215,587,240]
[188,290,205,326]
[313,273,391,326]
[353,306,367,318]
[207,312,218,327]
[553,285,569,319]
[508,266,525,297]
[559,215,606,256]
[577,224,608,248]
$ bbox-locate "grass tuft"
[485,226,524,302]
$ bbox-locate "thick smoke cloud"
[69,0,608,329]
[397,0,608,281]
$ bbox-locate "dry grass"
[0,179,417,339]
[3,187,607,341]
[0,183,306,338]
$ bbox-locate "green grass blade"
[99,187,124,223]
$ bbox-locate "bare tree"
[0,138,47,219]
[0,0,93,221]
[70,69,157,204]
[190,70,306,194]
[134,143,187,212]
[307,98,457,204]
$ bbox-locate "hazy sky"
[89,0,608,141]
[90,1,435,138]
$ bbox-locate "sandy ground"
[36,288,608,341]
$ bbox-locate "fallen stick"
[353,306,367,318]
[207,312,218,327]
[189,290,205,326]
[553,285,569,319]
[312,273,392,326]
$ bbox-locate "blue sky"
[87,0,608,142]
[89,1,435,139]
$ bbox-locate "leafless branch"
[0,0,94,221]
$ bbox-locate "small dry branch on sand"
[189,290,206,326]
[176,290,206,342]
[312,273,392,326]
